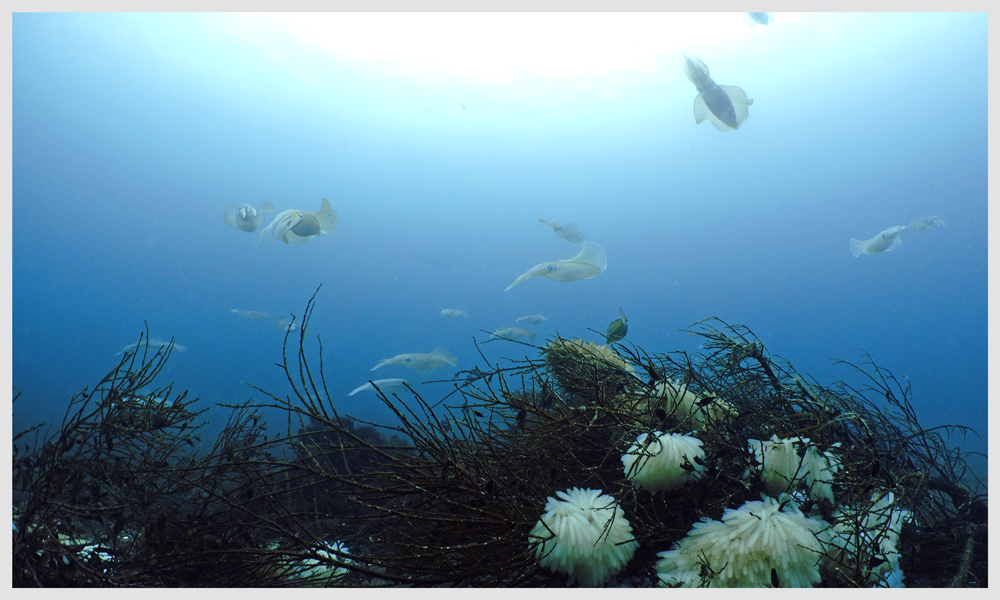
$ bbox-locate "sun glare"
[260,13,784,84]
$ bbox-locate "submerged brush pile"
[13,291,987,587]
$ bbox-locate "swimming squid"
[745,12,772,26]
[505,242,607,291]
[257,198,339,245]
[909,216,945,232]
[683,55,753,132]
[223,202,275,233]
[491,326,537,343]
[231,309,273,321]
[440,308,468,318]
[371,347,458,375]
[117,338,186,356]
[516,314,547,324]
[348,378,412,397]
[538,220,585,243]
[275,316,307,333]
[850,225,906,257]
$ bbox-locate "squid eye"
[404,355,411,363]
[546,263,556,273]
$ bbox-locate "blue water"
[12,13,988,481]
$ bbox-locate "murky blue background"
[12,13,988,482]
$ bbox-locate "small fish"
[515,314,547,324]
[643,361,661,384]
[605,307,628,343]
[440,308,467,318]
[348,378,412,397]
[909,215,945,232]
[150,412,169,430]
[849,225,906,257]
[491,326,537,343]
[231,309,273,321]
[461,102,467,111]
[537,381,555,410]
[696,395,717,407]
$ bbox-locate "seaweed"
[12,326,347,587]
[12,296,986,587]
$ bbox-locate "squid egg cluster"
[528,487,638,587]
[656,494,830,588]
[621,431,707,493]
[748,434,841,503]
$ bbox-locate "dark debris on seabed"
[12,287,987,587]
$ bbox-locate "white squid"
[505,242,607,291]
[850,225,906,257]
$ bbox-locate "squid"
[850,225,906,257]
[505,242,607,291]
[683,55,753,132]
[745,12,773,26]
[275,316,307,333]
[370,347,458,375]
[538,219,585,243]
[257,198,339,245]
[117,339,186,355]
[909,216,945,232]
[491,326,537,343]
[516,314,547,324]
[348,378,412,397]
[223,202,274,233]
[230,309,273,321]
